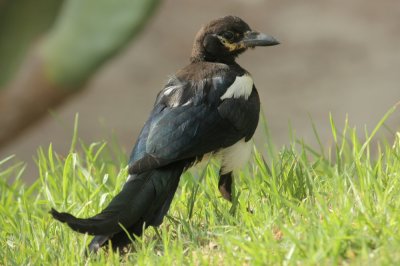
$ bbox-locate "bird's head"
[190,16,279,64]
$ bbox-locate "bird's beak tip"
[243,31,280,47]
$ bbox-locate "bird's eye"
[221,31,234,41]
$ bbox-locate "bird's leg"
[218,171,233,202]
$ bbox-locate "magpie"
[50,15,279,252]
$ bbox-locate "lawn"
[1,108,400,265]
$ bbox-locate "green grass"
[1,108,400,265]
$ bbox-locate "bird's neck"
[190,53,236,65]
[190,42,236,65]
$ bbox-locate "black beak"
[242,31,280,47]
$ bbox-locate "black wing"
[128,71,259,174]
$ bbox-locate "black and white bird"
[51,15,279,252]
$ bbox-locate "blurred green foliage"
[42,0,160,87]
[0,0,63,88]
[0,0,160,89]
[0,0,160,146]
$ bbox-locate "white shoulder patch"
[220,75,253,100]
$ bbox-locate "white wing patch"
[219,138,253,174]
[162,85,180,96]
[220,75,253,100]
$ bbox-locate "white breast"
[218,138,253,174]
[220,75,253,100]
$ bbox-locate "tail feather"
[88,218,146,253]
[87,235,110,253]
[51,174,156,235]
[51,161,187,251]
[87,174,181,253]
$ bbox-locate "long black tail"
[51,162,186,252]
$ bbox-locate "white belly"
[218,138,253,174]
[190,139,253,174]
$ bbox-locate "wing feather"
[128,69,259,174]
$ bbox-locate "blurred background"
[1,0,399,183]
